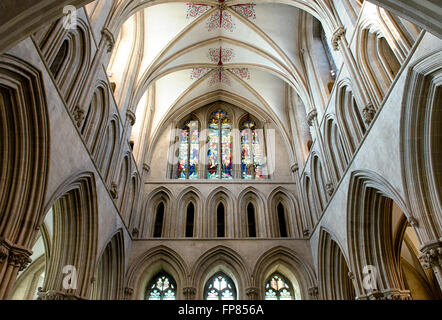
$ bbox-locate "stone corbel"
[303,229,310,237]
[331,27,346,51]
[110,182,119,199]
[126,110,136,126]
[308,286,319,299]
[419,242,442,270]
[101,28,115,53]
[37,290,81,300]
[73,106,85,127]
[290,163,299,173]
[124,287,134,298]
[0,238,11,265]
[362,104,376,125]
[326,182,335,196]
[143,164,151,174]
[306,109,318,127]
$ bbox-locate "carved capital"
[291,163,299,173]
[132,228,139,238]
[362,104,376,125]
[37,290,80,300]
[101,28,115,53]
[303,229,310,237]
[9,247,32,271]
[110,182,119,200]
[365,289,411,300]
[72,106,85,127]
[407,216,419,228]
[419,243,442,270]
[126,110,136,126]
[143,164,151,174]
[306,109,318,127]
[0,238,11,265]
[331,27,346,51]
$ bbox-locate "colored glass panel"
[177,121,199,179]
[241,121,264,180]
[221,117,232,179]
[177,126,189,179]
[265,274,293,300]
[189,121,199,179]
[204,273,237,301]
[207,116,219,179]
[147,274,177,300]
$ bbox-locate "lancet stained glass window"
[177,120,199,179]
[204,272,237,300]
[208,111,232,179]
[265,274,294,300]
[146,273,177,300]
[241,120,264,179]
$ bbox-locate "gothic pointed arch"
[141,187,174,238]
[176,187,203,238]
[347,170,413,300]
[191,246,249,300]
[238,188,268,238]
[206,187,236,238]
[268,187,303,238]
[91,229,125,300]
[125,246,188,300]
[318,228,356,300]
[0,55,50,299]
[253,246,317,300]
[36,172,98,300]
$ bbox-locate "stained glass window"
[241,120,264,179]
[208,111,233,179]
[146,273,177,300]
[177,120,199,179]
[265,274,294,300]
[204,272,237,300]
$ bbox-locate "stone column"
[332,27,375,117]
[307,109,335,196]
[0,238,32,300]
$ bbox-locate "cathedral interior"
[0,0,441,301]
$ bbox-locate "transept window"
[204,273,237,300]
[177,120,199,179]
[207,111,233,179]
[145,273,177,300]
[265,274,294,300]
[240,120,264,179]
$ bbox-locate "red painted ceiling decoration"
[190,67,212,80]
[231,67,251,80]
[231,4,256,21]
[209,67,232,86]
[208,47,235,64]
[207,9,235,32]
[187,2,256,32]
[186,3,212,19]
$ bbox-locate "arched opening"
[49,40,68,78]
[90,231,124,300]
[217,203,226,238]
[153,202,165,238]
[185,203,195,238]
[247,203,257,238]
[277,203,288,238]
